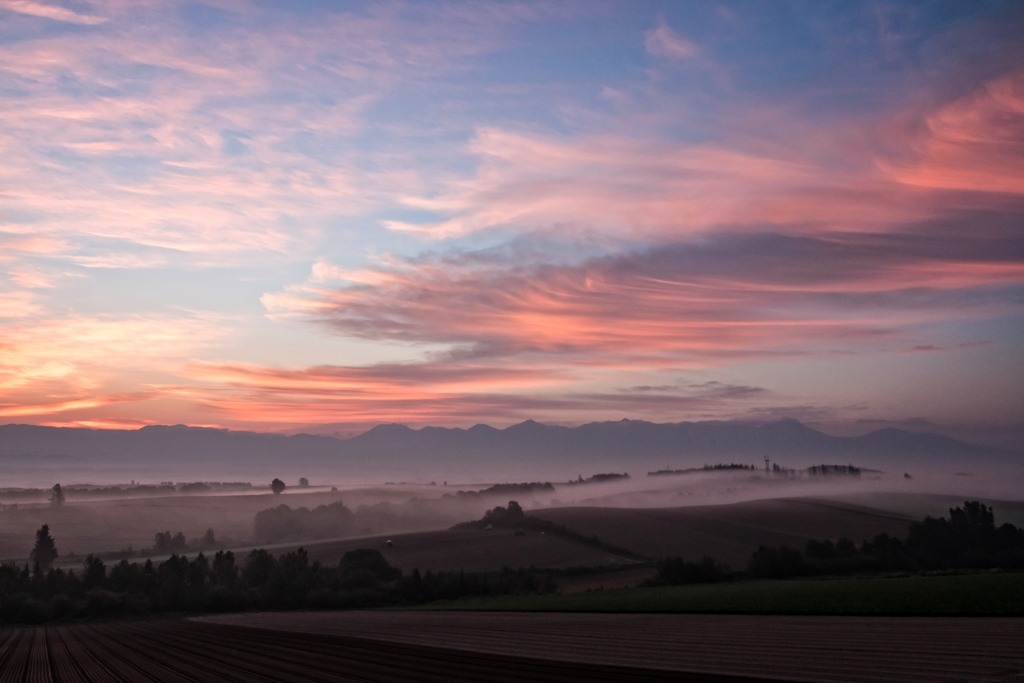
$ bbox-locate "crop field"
[419,571,1024,615]
[0,619,735,683]
[534,498,918,567]
[203,610,1024,683]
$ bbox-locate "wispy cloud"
[644,18,699,60]
[174,360,774,430]
[0,1,533,264]
[0,0,106,25]
[881,70,1024,194]
[265,226,1024,366]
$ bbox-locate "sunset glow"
[1,1,1021,435]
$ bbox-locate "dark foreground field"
[3,610,1022,683]
[0,618,735,683]
[204,611,1024,683]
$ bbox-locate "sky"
[0,0,1022,438]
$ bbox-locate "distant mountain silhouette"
[0,418,985,484]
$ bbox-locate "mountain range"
[0,418,989,486]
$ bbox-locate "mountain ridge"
[0,417,985,486]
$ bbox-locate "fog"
[2,459,1022,568]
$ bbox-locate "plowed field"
[0,619,769,682]
[204,611,1024,683]
[3,611,1022,682]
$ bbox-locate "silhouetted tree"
[298,477,309,487]
[748,545,806,578]
[154,531,188,553]
[212,551,238,586]
[82,555,106,589]
[340,549,402,582]
[242,549,276,587]
[271,478,286,495]
[49,484,65,507]
[31,524,58,573]
[656,556,730,584]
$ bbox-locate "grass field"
[418,571,1024,615]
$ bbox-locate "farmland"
[0,618,760,682]
[202,610,1024,683]
[1,491,959,573]
[3,611,1020,682]
[417,570,1024,615]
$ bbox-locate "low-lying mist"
[2,461,1022,567]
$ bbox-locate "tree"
[271,478,286,495]
[31,524,59,573]
[82,554,106,589]
[154,531,188,553]
[49,484,65,507]
[298,477,309,487]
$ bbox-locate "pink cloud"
[881,71,1024,194]
[172,360,772,430]
[386,127,832,239]
[0,2,538,263]
[0,0,106,25]
[266,227,1023,372]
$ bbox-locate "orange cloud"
[266,227,1024,371]
[0,393,151,418]
[0,315,226,423]
[169,360,773,431]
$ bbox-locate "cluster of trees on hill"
[748,501,1024,578]
[448,482,555,499]
[0,528,553,624]
[653,501,1024,585]
[564,473,630,485]
[254,502,354,543]
[806,464,861,476]
[453,502,643,560]
[648,463,756,476]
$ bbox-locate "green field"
[415,572,1024,615]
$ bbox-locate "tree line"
[0,525,553,625]
[653,501,1024,585]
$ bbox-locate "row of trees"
[1,535,553,625]
[653,501,1024,585]
[749,501,1024,579]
